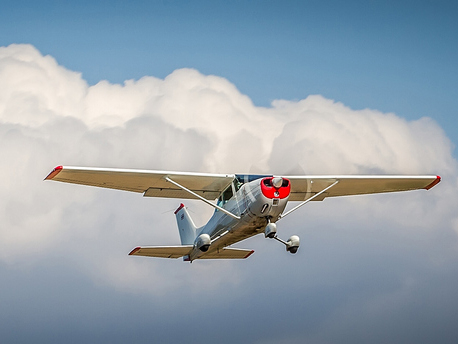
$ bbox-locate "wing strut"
[164,177,241,220]
[279,180,340,219]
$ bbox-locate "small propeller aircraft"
[45,166,440,261]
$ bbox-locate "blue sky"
[2,1,457,138]
[1,1,458,343]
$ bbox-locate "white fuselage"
[188,177,291,260]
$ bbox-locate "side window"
[217,184,234,208]
[222,185,233,202]
[217,196,223,208]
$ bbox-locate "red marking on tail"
[174,203,185,214]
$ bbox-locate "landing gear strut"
[264,221,300,254]
[264,222,277,238]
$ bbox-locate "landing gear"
[264,222,277,238]
[285,235,300,253]
[264,222,300,254]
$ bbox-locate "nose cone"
[272,177,283,188]
[260,177,291,199]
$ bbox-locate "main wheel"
[287,246,298,254]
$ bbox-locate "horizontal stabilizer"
[128,246,254,260]
[129,245,193,259]
[199,248,255,259]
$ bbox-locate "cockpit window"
[235,174,272,185]
[217,175,273,209]
[217,184,234,207]
[233,179,242,192]
[223,185,233,201]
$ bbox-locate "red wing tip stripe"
[244,250,255,259]
[425,176,441,190]
[129,247,141,255]
[174,203,185,214]
[44,165,63,180]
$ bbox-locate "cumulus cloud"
[1,44,458,341]
[1,43,455,255]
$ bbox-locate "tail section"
[174,203,197,245]
[128,203,255,261]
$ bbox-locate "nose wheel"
[264,221,300,254]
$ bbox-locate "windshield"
[216,175,273,208]
[235,174,272,185]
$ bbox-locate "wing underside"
[46,166,439,202]
[285,175,440,201]
[45,166,235,200]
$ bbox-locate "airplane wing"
[285,175,441,201]
[45,166,440,202]
[45,166,235,200]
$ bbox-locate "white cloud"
[268,96,456,175]
[0,43,457,303]
[0,44,87,127]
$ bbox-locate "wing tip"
[244,250,255,259]
[425,175,441,190]
[44,165,63,180]
[129,246,141,255]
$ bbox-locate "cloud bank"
[1,44,457,343]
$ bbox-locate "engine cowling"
[286,235,300,254]
[195,233,211,252]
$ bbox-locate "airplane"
[45,166,441,262]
